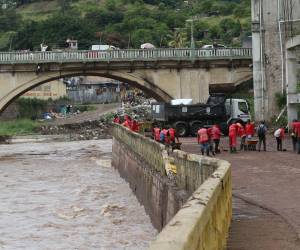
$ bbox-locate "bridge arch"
[0,70,173,113]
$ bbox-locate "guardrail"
[0,48,252,64]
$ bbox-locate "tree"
[168,29,187,48]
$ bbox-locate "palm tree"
[168,29,188,48]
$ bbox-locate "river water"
[0,140,157,250]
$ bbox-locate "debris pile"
[38,119,112,141]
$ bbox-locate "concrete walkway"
[181,136,300,250]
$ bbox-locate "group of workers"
[153,125,180,147]
[113,114,140,132]
[197,120,256,156]
[115,114,300,155]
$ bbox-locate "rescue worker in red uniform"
[122,115,132,129]
[131,119,140,132]
[168,127,179,144]
[153,126,161,142]
[113,115,121,124]
[293,120,300,154]
[291,119,298,152]
[237,123,247,151]
[229,123,238,153]
[211,124,221,153]
[245,119,255,139]
[197,127,210,156]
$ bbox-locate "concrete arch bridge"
[0,48,252,112]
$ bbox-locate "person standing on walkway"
[274,127,285,151]
[245,119,255,139]
[291,119,298,152]
[293,120,300,154]
[197,127,210,156]
[257,121,267,152]
[212,124,221,153]
[207,127,215,156]
[229,123,238,153]
[237,123,247,151]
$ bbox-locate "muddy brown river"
[0,140,157,250]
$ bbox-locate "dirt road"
[50,103,120,126]
[181,136,300,250]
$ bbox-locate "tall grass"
[0,119,40,136]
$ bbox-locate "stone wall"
[112,124,232,249]
[112,125,189,230]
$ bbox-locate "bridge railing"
[0,48,252,64]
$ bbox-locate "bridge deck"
[0,48,252,64]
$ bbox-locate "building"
[251,0,300,121]
[22,80,67,100]
[66,76,125,104]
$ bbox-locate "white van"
[91,45,118,51]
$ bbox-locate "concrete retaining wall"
[112,124,232,249]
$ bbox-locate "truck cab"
[225,99,250,124]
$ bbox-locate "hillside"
[0,0,251,51]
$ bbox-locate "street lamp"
[186,19,195,50]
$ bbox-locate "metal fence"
[0,48,252,64]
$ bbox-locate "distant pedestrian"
[274,127,285,151]
[197,127,210,156]
[228,123,238,153]
[257,121,267,152]
[211,124,221,153]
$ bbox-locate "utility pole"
[186,19,195,60]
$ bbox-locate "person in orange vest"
[237,123,247,151]
[113,115,121,124]
[207,127,215,156]
[197,127,210,156]
[211,124,221,153]
[122,115,132,129]
[245,119,255,139]
[153,125,161,142]
[274,127,285,151]
[168,127,179,144]
[229,123,238,153]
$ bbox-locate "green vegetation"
[0,119,40,136]
[17,98,48,118]
[0,0,251,51]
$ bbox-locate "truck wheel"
[174,122,189,137]
[190,121,203,137]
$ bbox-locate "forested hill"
[0,0,251,51]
